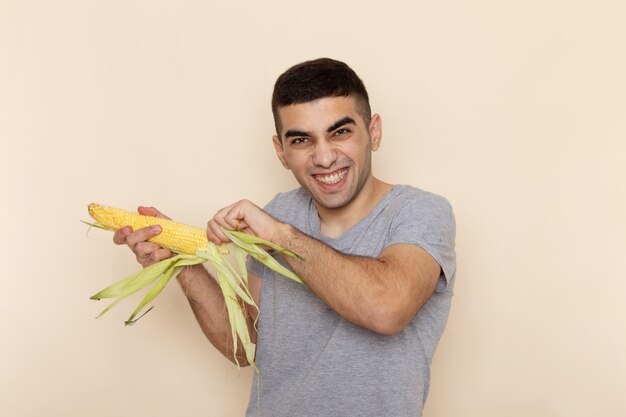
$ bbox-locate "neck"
[317,176,393,238]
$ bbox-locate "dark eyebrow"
[283,116,356,139]
[284,129,311,139]
[327,117,356,133]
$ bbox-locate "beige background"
[1,1,625,416]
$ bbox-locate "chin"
[301,178,356,209]
[312,192,353,210]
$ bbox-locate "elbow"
[227,352,255,368]
[362,300,415,336]
[369,316,410,336]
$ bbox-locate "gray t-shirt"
[246,185,456,417]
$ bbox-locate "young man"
[114,58,456,416]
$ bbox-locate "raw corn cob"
[87,203,209,255]
[85,203,303,368]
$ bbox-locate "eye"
[334,128,350,136]
[290,137,309,145]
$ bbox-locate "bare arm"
[275,225,439,335]
[113,206,259,366]
[175,265,260,365]
[207,200,441,335]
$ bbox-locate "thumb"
[137,205,171,220]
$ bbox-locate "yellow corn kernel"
[88,203,208,255]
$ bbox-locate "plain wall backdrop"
[1,1,625,416]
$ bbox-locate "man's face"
[273,96,381,210]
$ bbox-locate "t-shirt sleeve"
[387,193,456,292]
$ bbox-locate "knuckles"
[149,250,163,263]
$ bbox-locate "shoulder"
[387,185,457,291]
[264,187,311,217]
[391,185,454,218]
[385,185,456,254]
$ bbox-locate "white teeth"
[315,169,347,184]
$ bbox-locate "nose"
[312,139,337,168]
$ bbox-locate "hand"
[206,199,281,245]
[112,206,173,268]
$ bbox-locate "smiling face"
[273,96,382,212]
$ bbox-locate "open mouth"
[313,168,349,185]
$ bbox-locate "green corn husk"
[223,230,304,284]
[86,219,304,369]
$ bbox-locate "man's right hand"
[112,206,173,268]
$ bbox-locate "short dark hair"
[271,58,371,135]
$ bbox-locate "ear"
[369,113,382,151]
[272,135,290,169]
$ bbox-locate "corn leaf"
[125,266,177,325]
[223,230,304,284]
[225,229,304,260]
[249,251,304,284]
[94,297,125,319]
[227,242,249,286]
[218,276,240,366]
[81,220,115,232]
[198,245,254,305]
[217,273,256,369]
[90,256,177,300]
[126,255,206,324]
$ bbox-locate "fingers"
[112,205,173,267]
[207,220,238,244]
[113,224,169,267]
[125,224,162,249]
[206,204,231,244]
[208,201,253,242]
[113,226,133,245]
[136,245,172,268]
[138,205,171,220]
[114,205,170,246]
[206,199,272,245]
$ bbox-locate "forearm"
[176,264,257,366]
[275,224,436,335]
